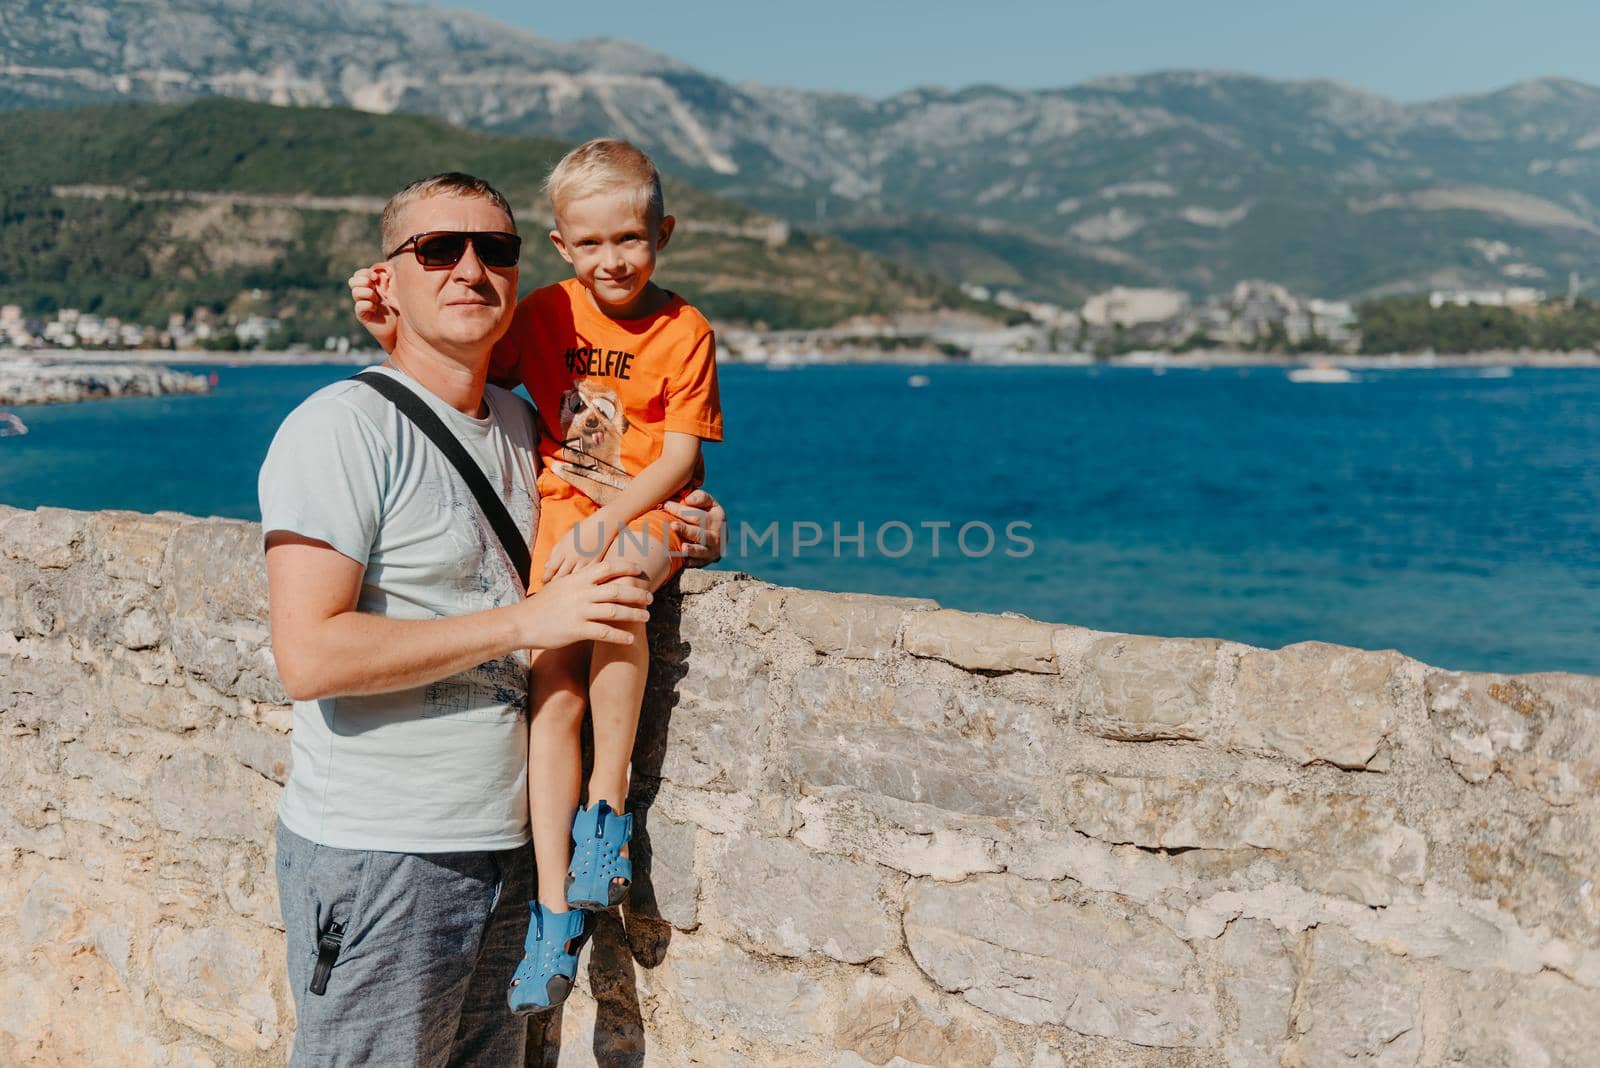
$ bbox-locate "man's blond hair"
[380,172,516,255]
[544,139,665,225]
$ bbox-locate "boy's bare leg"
[528,642,590,911]
[587,526,675,879]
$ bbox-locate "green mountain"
[0,99,985,338]
[7,2,1600,303]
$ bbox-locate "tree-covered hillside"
[0,99,990,339]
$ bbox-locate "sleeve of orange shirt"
[663,329,723,441]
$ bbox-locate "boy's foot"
[566,799,633,911]
[507,902,589,1016]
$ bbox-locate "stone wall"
[1,505,1597,1066]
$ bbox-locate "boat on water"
[0,412,27,437]
[1288,363,1356,384]
[907,373,930,388]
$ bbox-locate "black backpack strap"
[352,370,532,588]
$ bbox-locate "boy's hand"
[347,265,399,354]
[517,559,650,649]
[543,514,619,583]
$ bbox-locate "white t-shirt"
[258,366,541,852]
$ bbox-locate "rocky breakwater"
[1,505,1597,1066]
[0,359,211,406]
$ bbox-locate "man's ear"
[549,228,574,265]
[655,214,676,251]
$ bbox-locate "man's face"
[549,188,674,317]
[379,194,519,357]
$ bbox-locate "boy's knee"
[603,528,673,585]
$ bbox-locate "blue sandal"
[507,902,589,1015]
[566,800,633,911]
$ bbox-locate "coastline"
[5,346,1600,372]
[0,357,213,406]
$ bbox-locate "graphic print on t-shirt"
[552,378,634,505]
[419,467,532,721]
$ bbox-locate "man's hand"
[664,489,726,567]
[348,265,399,354]
[518,559,651,649]
[543,514,619,584]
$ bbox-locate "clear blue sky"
[445,0,1598,101]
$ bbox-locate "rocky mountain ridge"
[6,1,1600,299]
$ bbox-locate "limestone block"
[118,605,164,650]
[151,925,280,1051]
[217,720,291,785]
[747,587,785,633]
[0,794,66,859]
[631,808,699,930]
[150,750,272,842]
[785,662,1054,817]
[1232,642,1403,769]
[110,661,216,733]
[235,639,287,705]
[1002,823,1189,903]
[18,873,80,947]
[4,653,97,738]
[0,572,17,634]
[665,940,827,1047]
[1457,807,1600,948]
[834,975,996,1065]
[161,519,268,624]
[12,574,59,637]
[636,640,773,792]
[1059,774,1426,905]
[1290,928,1422,1067]
[648,781,757,835]
[1427,670,1600,806]
[903,609,1057,673]
[0,973,53,1060]
[90,510,185,586]
[1219,919,1295,1068]
[0,507,88,569]
[1443,971,1600,1065]
[63,792,155,841]
[794,790,1003,881]
[676,568,753,595]
[1076,634,1220,741]
[781,589,936,659]
[905,874,1218,1048]
[707,835,898,963]
[167,618,279,704]
[222,846,282,930]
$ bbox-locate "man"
[259,172,724,1066]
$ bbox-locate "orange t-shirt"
[490,277,723,516]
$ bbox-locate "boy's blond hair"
[544,138,665,225]
[380,172,515,255]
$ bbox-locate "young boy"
[348,140,722,1014]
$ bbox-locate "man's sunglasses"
[385,230,522,269]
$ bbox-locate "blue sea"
[3,362,1597,675]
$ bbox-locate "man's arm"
[266,532,651,701]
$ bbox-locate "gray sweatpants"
[275,820,533,1067]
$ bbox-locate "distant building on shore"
[1081,287,1190,329]
[1428,287,1543,309]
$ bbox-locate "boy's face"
[550,188,675,317]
